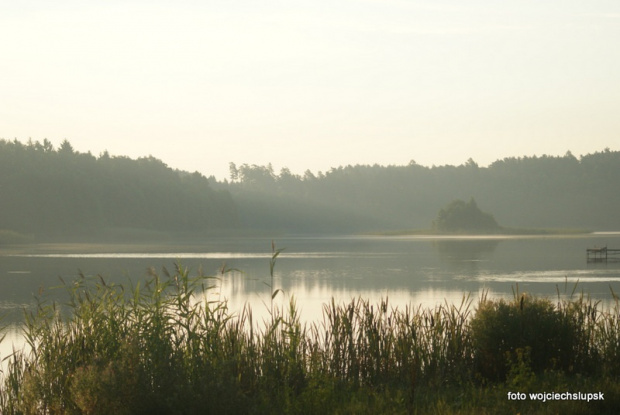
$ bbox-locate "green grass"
[1,257,619,414]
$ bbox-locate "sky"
[2,0,619,180]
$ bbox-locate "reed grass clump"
[1,262,619,414]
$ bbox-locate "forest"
[0,139,238,241]
[1,138,619,241]
[224,149,620,233]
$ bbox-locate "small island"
[369,197,591,236]
[432,197,500,234]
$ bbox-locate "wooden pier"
[587,246,620,262]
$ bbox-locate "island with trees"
[432,198,501,234]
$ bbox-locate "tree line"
[2,138,619,240]
[223,149,620,233]
[0,139,238,240]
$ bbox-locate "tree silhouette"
[432,198,500,233]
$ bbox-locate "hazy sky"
[2,0,619,179]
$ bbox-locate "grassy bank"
[1,261,619,414]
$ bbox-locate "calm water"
[2,234,620,322]
[2,233,620,360]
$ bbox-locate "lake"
[2,233,620,362]
[2,233,620,325]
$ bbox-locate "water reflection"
[219,278,501,326]
[433,239,499,260]
[1,235,620,324]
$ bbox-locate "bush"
[470,294,579,381]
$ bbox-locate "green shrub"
[470,294,579,381]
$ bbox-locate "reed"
[1,262,619,414]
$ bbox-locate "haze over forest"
[2,138,619,242]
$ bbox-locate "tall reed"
[0,262,619,414]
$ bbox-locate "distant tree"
[277,167,301,189]
[58,139,74,155]
[279,167,292,178]
[229,162,239,182]
[238,164,276,189]
[42,139,54,152]
[432,198,500,233]
[464,158,478,168]
[303,170,316,181]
